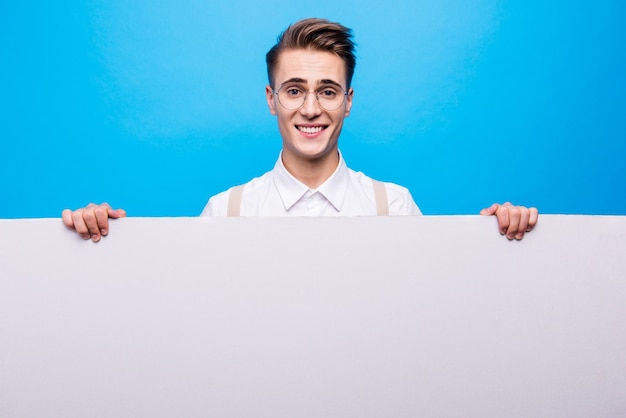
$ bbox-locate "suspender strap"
[227,185,245,217]
[372,180,389,216]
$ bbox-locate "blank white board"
[1,215,625,417]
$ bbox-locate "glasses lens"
[316,86,345,110]
[277,87,306,110]
[277,86,346,111]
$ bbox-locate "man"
[62,18,538,241]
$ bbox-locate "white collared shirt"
[200,153,421,217]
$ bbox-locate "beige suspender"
[371,180,389,216]
[227,185,245,217]
[226,180,389,216]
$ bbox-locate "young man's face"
[266,48,353,166]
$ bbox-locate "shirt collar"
[272,151,350,212]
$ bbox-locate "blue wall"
[1,0,625,217]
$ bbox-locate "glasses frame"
[273,85,348,111]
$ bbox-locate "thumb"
[108,208,127,219]
[480,203,499,216]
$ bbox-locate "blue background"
[1,0,625,218]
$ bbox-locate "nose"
[299,91,322,118]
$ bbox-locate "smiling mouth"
[297,125,327,134]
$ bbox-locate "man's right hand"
[62,203,126,242]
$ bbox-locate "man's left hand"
[480,202,539,240]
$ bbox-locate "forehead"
[273,48,347,86]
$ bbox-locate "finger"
[94,205,112,237]
[505,206,522,240]
[527,207,539,231]
[515,207,531,240]
[71,209,91,240]
[62,209,75,229]
[495,205,510,236]
[81,205,103,242]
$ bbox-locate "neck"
[281,150,340,189]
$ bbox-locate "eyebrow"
[279,78,344,89]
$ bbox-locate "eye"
[318,88,337,98]
[285,87,304,97]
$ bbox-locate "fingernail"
[101,229,107,236]
[92,235,101,242]
[81,234,90,240]
[507,234,515,240]
[516,233,524,240]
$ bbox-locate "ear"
[344,87,354,117]
[266,85,277,115]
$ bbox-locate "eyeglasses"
[274,84,348,111]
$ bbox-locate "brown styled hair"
[265,18,356,89]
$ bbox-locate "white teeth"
[298,126,323,134]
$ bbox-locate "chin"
[296,144,337,161]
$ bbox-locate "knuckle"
[82,210,96,222]
[71,210,83,223]
[94,206,107,217]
